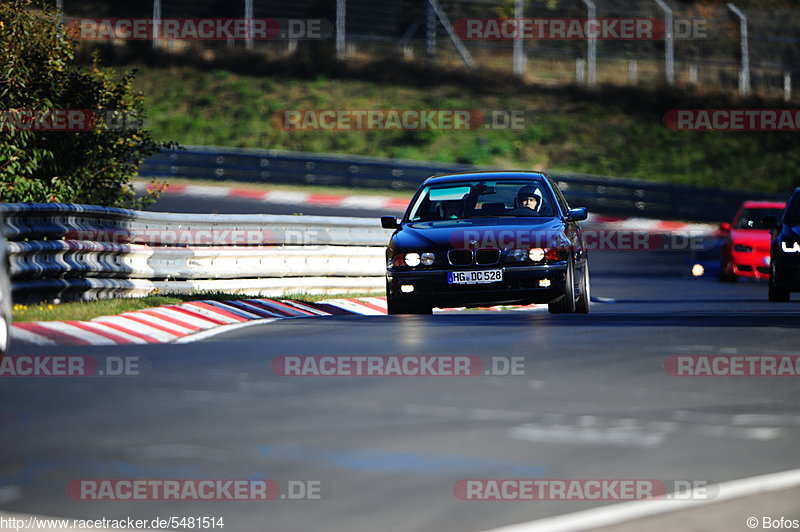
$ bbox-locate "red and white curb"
[11,297,545,346]
[141,181,716,234]
[141,182,410,212]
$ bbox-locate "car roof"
[740,200,786,209]
[421,171,550,186]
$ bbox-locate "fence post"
[576,58,586,83]
[152,0,161,50]
[426,1,437,56]
[581,0,597,88]
[245,0,254,50]
[655,0,675,85]
[727,3,750,97]
[628,60,638,84]
[513,0,525,77]
[427,1,474,68]
[784,72,791,102]
[336,0,347,61]
[689,64,698,84]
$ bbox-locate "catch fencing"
[49,0,800,100]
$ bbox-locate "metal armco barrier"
[1,203,389,246]
[1,203,391,302]
[139,145,787,223]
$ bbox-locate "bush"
[0,0,176,207]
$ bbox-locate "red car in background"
[719,200,786,282]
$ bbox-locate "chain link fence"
[48,0,800,100]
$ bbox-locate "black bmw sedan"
[381,171,590,315]
[765,186,800,302]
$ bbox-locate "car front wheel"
[768,263,790,302]
[574,259,590,314]
[719,254,738,282]
[549,259,577,314]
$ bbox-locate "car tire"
[718,256,738,282]
[574,259,590,314]
[768,264,790,302]
[387,296,432,315]
[549,259,577,314]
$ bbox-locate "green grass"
[124,64,800,194]
[11,291,383,322]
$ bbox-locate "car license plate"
[447,269,503,285]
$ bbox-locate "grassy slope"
[128,65,800,193]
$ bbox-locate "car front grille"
[475,248,500,265]
[448,249,473,266]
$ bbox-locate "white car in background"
[0,223,11,355]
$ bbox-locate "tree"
[0,0,176,207]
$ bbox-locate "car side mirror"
[761,215,779,229]
[381,216,400,229]
[719,222,731,232]
[567,207,588,222]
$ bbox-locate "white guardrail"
[1,203,392,301]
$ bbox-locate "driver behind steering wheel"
[508,185,542,215]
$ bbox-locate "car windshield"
[407,180,557,222]
[735,207,784,229]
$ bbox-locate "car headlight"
[733,244,753,253]
[528,248,545,261]
[421,252,435,266]
[404,252,421,267]
[781,241,800,253]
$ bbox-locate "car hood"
[730,229,772,248]
[392,217,568,249]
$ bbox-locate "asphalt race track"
[3,238,800,532]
